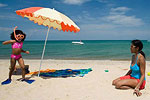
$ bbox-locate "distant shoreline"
[0,40,149,42]
[0,58,150,61]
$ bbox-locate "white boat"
[72,40,84,45]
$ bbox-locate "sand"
[0,59,150,100]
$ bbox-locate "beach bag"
[11,65,30,75]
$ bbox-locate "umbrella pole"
[38,27,50,77]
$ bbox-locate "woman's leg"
[112,77,121,85]
[9,58,16,79]
[18,57,25,79]
[115,79,138,89]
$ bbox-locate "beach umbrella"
[15,7,80,77]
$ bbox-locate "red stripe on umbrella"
[16,7,43,17]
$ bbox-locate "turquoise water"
[0,40,149,60]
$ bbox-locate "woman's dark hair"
[10,30,26,41]
[131,39,145,58]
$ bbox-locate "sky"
[0,0,150,40]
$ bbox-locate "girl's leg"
[18,57,25,79]
[115,79,138,89]
[9,58,16,79]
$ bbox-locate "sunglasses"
[131,45,136,48]
[16,34,24,39]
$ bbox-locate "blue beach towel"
[40,68,92,77]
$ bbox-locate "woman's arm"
[135,55,145,90]
[2,40,16,45]
[133,55,146,96]
[125,55,134,76]
[125,69,132,76]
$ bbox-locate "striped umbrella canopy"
[16,7,80,32]
[16,7,80,76]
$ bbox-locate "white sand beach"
[0,59,150,100]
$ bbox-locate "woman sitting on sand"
[112,39,146,97]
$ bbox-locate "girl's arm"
[3,26,18,45]
[14,26,18,41]
[21,49,30,54]
[2,40,16,45]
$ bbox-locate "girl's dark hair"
[131,39,145,58]
[10,30,26,41]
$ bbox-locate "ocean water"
[0,40,149,60]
